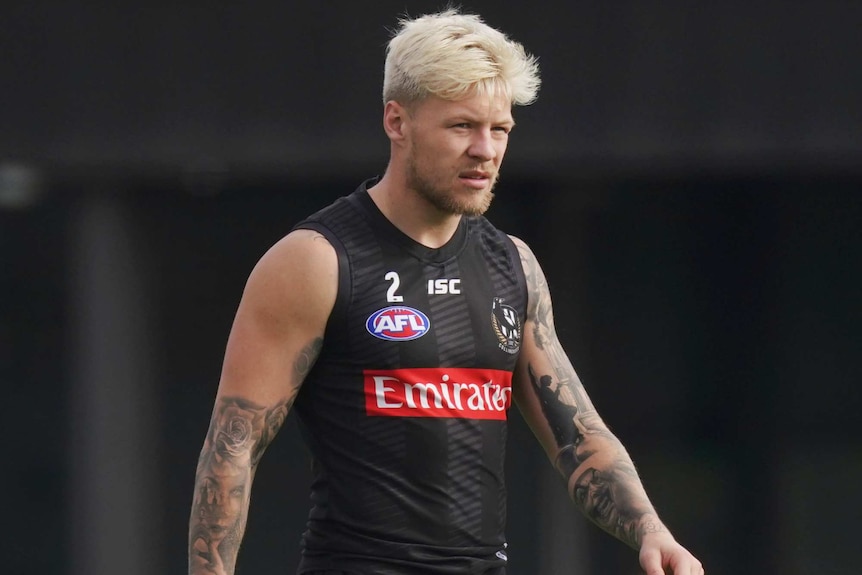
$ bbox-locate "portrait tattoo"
[573,462,646,547]
[189,336,322,573]
[189,395,295,574]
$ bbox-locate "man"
[189,9,704,575]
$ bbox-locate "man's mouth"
[459,170,492,188]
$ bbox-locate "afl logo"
[491,297,521,354]
[366,306,431,341]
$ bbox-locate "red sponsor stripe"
[363,367,513,420]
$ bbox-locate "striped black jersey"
[292,179,527,574]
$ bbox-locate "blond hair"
[382,9,541,106]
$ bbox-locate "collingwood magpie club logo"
[491,297,521,354]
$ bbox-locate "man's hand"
[190,536,226,575]
[639,530,704,575]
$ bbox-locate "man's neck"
[367,174,462,249]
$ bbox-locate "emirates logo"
[364,367,513,420]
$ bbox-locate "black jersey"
[292,179,527,575]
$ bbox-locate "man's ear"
[383,100,409,144]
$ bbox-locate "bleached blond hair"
[382,9,541,107]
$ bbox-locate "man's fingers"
[639,548,665,575]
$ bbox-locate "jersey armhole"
[293,222,351,338]
[502,233,529,316]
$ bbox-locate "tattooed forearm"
[188,396,294,575]
[526,363,613,474]
[189,337,320,574]
[638,514,670,539]
[526,361,661,549]
[572,461,656,547]
[516,238,667,549]
[528,363,587,475]
[561,423,664,549]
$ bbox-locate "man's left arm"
[509,236,704,575]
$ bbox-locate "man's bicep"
[189,230,335,574]
[216,229,336,414]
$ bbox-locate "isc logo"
[427,278,461,295]
[366,306,431,341]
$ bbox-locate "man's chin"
[412,179,494,216]
[453,192,494,217]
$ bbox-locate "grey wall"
[3,1,861,174]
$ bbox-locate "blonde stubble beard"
[405,143,498,217]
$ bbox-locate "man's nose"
[467,129,496,162]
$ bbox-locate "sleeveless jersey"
[292,179,527,574]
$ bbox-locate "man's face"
[403,92,514,217]
[198,455,248,544]
[574,467,626,532]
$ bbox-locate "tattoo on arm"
[575,464,671,547]
[516,241,594,413]
[189,397,291,574]
[516,240,666,548]
[527,361,664,548]
[518,241,606,471]
[294,337,323,381]
[188,337,322,574]
[573,463,655,547]
[527,363,595,477]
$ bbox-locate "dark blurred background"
[3,1,860,574]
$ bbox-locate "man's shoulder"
[259,228,338,276]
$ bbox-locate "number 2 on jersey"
[385,271,404,303]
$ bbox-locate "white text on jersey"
[427,278,461,295]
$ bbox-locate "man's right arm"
[188,229,337,575]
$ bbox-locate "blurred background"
[3,1,860,574]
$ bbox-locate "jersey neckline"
[350,178,470,265]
